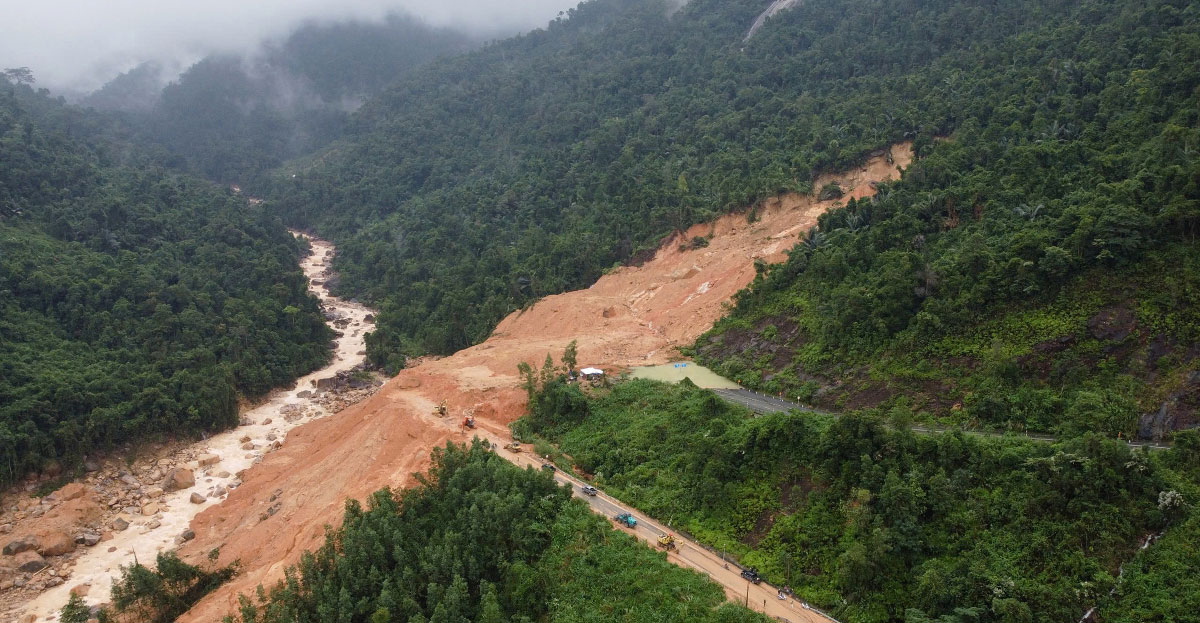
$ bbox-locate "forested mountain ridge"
[258,0,1199,388]
[0,79,332,486]
[86,14,476,183]
[692,0,1200,438]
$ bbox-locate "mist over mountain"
[84,13,477,182]
[0,0,579,92]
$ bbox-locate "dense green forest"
[0,78,331,485]
[251,0,1198,381]
[694,0,1200,437]
[221,440,769,623]
[87,14,475,183]
[516,377,1198,623]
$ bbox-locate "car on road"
[614,512,637,528]
[541,463,556,473]
[740,567,762,584]
[580,485,598,496]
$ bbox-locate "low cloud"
[0,0,579,90]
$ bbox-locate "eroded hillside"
[173,145,913,621]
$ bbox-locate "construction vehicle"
[614,512,637,528]
[504,442,522,452]
[432,401,447,417]
[462,415,475,429]
[657,533,677,551]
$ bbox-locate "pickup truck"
[580,485,598,496]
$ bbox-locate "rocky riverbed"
[0,233,377,623]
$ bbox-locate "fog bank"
[0,0,579,90]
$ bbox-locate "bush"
[818,182,844,201]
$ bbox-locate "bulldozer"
[504,442,522,453]
[657,533,677,551]
[432,401,447,417]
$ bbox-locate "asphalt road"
[713,388,1172,451]
[479,432,838,623]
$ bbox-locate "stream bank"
[4,233,376,623]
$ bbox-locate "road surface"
[479,432,838,623]
[713,388,1171,451]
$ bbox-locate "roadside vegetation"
[517,377,1198,623]
[220,440,769,623]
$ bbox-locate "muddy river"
[20,233,374,621]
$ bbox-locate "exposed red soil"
[176,144,913,621]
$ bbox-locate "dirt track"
[169,144,914,622]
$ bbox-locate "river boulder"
[162,468,195,492]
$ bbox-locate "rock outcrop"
[1138,370,1200,441]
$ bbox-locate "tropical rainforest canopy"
[224,441,769,623]
[249,0,1197,394]
[0,81,331,485]
[517,376,1200,623]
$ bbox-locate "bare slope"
[176,144,913,621]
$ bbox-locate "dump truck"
[614,512,637,528]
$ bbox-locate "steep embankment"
[174,144,912,621]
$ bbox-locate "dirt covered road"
[173,144,913,622]
[483,433,837,623]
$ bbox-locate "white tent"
[579,367,604,376]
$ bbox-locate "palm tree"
[802,228,826,251]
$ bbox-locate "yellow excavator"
[432,401,447,417]
[658,534,677,551]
